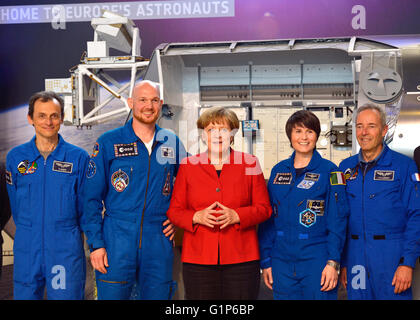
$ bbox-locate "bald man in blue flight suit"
[339,104,420,300]
[83,80,187,300]
[6,91,89,299]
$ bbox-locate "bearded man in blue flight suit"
[83,80,187,300]
[6,91,89,299]
[339,103,420,300]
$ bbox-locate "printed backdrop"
[1,0,420,161]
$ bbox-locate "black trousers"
[182,260,260,300]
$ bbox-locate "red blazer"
[167,150,272,265]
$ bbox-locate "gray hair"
[355,103,387,128]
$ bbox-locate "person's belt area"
[349,232,404,240]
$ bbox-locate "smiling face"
[356,108,388,158]
[27,98,62,140]
[128,82,162,125]
[202,120,232,156]
[290,124,318,156]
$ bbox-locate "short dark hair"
[28,91,64,119]
[285,110,321,142]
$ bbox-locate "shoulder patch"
[86,159,97,178]
[5,170,12,185]
[411,173,420,182]
[91,142,99,158]
[330,171,346,185]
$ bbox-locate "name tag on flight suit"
[53,161,73,173]
[374,170,394,181]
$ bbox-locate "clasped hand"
[192,201,240,229]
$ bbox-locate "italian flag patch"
[330,171,346,185]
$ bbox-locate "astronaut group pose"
[5,80,420,300]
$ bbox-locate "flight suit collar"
[285,149,322,173]
[357,142,391,167]
[29,134,66,162]
[123,118,163,145]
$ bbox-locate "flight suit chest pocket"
[57,175,77,220]
[15,180,33,224]
[368,180,400,202]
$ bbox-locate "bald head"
[132,80,161,99]
[128,80,162,125]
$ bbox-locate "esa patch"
[273,173,292,185]
[111,169,129,192]
[91,142,99,158]
[374,170,394,181]
[114,142,138,157]
[161,147,174,159]
[330,171,346,185]
[86,160,96,178]
[5,170,12,185]
[307,200,325,216]
[52,161,73,174]
[299,209,316,228]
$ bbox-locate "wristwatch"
[326,260,340,271]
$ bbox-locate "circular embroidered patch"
[111,169,129,192]
[86,160,96,178]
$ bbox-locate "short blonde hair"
[197,107,240,130]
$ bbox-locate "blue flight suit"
[339,144,420,300]
[258,150,348,300]
[83,119,187,300]
[6,135,89,300]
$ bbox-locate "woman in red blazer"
[167,107,272,299]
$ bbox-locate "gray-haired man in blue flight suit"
[339,103,420,299]
[6,91,89,299]
[83,80,187,300]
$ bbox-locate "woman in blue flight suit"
[258,110,349,299]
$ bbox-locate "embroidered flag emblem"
[330,171,346,185]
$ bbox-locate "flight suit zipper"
[361,166,370,279]
[42,157,47,267]
[138,142,157,249]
